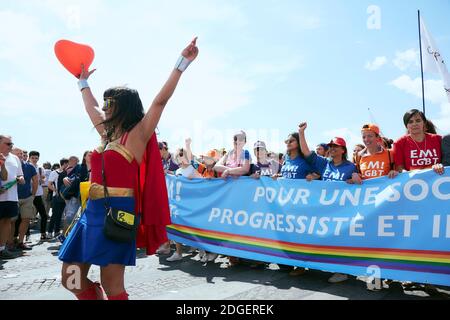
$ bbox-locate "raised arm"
[298,122,312,158]
[78,65,105,136]
[136,38,199,145]
[185,138,193,162]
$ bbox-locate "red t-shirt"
[393,133,442,171]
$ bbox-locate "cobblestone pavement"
[1,230,450,300]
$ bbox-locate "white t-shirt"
[0,153,23,202]
[42,169,51,187]
[31,164,44,196]
[175,165,201,178]
[48,169,62,197]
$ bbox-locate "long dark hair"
[101,87,145,141]
[286,132,305,158]
[81,150,90,166]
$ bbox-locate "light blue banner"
[166,169,450,286]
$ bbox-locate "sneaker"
[187,246,197,254]
[366,278,382,291]
[328,273,348,283]
[156,245,171,255]
[17,243,32,251]
[289,268,306,276]
[198,250,206,260]
[0,249,18,259]
[40,234,52,241]
[166,252,183,262]
[206,253,218,262]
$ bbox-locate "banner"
[166,169,450,286]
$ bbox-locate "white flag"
[420,17,450,102]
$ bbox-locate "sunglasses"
[233,135,245,142]
[102,98,114,111]
[178,150,184,157]
[5,142,14,147]
[285,139,296,144]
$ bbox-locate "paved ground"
[1,227,450,300]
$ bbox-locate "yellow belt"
[88,183,134,200]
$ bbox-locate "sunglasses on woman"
[102,98,114,111]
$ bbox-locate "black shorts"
[0,201,19,219]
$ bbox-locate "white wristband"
[175,56,191,72]
[78,79,89,91]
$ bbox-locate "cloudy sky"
[1,0,449,164]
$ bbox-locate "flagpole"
[418,10,426,115]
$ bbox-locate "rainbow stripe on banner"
[167,224,450,276]
[165,171,450,286]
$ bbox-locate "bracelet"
[175,56,191,72]
[78,79,89,91]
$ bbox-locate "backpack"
[59,165,81,200]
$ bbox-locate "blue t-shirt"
[250,160,280,177]
[18,162,37,199]
[280,155,312,179]
[306,152,356,182]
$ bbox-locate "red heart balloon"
[54,40,95,78]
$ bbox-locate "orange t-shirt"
[197,163,221,178]
[357,148,394,180]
